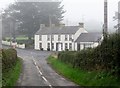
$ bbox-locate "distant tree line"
[2,0,65,40]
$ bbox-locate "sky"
[0,0,120,33]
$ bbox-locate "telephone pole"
[118,1,120,33]
[49,15,52,51]
[104,0,108,37]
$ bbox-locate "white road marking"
[32,59,52,88]
[42,76,48,82]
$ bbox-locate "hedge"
[2,48,17,72]
[58,33,120,77]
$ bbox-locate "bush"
[58,33,120,77]
[2,48,17,72]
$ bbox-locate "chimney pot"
[40,24,45,29]
[79,23,84,28]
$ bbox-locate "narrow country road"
[14,48,78,87]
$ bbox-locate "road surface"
[14,48,78,87]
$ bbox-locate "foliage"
[2,58,22,86]
[48,56,120,87]
[2,1,65,39]
[58,33,120,77]
[2,48,17,73]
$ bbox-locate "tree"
[3,1,65,40]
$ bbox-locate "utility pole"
[49,15,52,51]
[104,0,108,38]
[118,1,120,33]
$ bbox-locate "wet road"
[15,48,77,87]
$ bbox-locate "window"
[47,35,50,41]
[65,35,68,41]
[39,35,42,41]
[52,43,54,49]
[58,35,61,41]
[69,43,72,50]
[47,43,50,49]
[61,43,63,50]
[65,43,68,49]
[84,44,92,49]
[39,43,42,49]
[69,35,72,41]
[52,35,54,41]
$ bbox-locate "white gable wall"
[74,28,88,41]
[34,35,40,50]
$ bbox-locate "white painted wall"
[34,35,40,50]
[34,27,90,51]
[74,28,88,41]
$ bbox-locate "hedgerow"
[2,48,17,72]
[58,33,120,77]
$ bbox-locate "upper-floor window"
[65,35,68,41]
[47,35,50,41]
[58,35,61,41]
[69,35,72,41]
[69,43,72,50]
[52,35,54,41]
[39,35,42,41]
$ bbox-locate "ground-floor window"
[47,43,50,49]
[69,43,72,50]
[39,43,42,49]
[61,43,63,50]
[84,44,92,49]
[52,43,54,49]
[65,43,68,50]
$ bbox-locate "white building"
[34,23,103,51]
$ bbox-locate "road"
[13,48,78,87]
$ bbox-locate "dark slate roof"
[75,33,102,42]
[35,26,80,35]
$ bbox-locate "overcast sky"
[0,0,120,33]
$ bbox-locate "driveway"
[16,49,78,87]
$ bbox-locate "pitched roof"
[75,33,102,42]
[35,26,80,35]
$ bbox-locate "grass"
[2,57,22,87]
[6,36,28,41]
[47,56,120,87]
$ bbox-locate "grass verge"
[2,57,22,87]
[47,56,120,87]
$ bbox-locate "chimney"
[79,23,84,28]
[60,23,65,27]
[40,24,45,29]
[51,24,55,27]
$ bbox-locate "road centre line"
[32,59,52,88]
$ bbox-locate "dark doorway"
[56,43,58,51]
[77,43,80,51]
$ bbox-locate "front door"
[56,43,58,51]
[77,43,80,51]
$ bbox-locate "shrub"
[2,48,17,72]
[58,33,120,77]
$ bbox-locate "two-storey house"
[34,23,103,51]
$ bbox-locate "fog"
[0,0,120,33]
